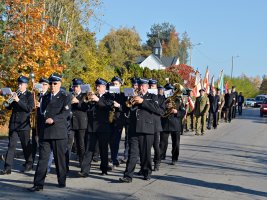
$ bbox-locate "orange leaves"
[1,0,69,88]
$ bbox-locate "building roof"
[136,56,146,64]
[153,39,162,48]
[161,56,178,67]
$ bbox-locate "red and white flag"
[210,75,215,92]
[203,67,210,93]
[192,70,202,97]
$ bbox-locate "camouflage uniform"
[185,96,196,131]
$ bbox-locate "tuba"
[83,91,98,103]
[162,83,185,118]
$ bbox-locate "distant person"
[237,92,244,115]
[231,86,238,118]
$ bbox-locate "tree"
[146,22,176,51]
[166,64,196,88]
[178,32,191,64]
[224,74,260,98]
[0,0,69,88]
[99,27,142,67]
[259,75,267,94]
[44,0,102,45]
[63,29,114,88]
[165,31,179,57]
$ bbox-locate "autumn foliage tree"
[166,64,196,88]
[0,0,69,88]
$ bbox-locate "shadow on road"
[154,175,267,198]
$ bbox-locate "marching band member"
[120,78,163,183]
[29,73,71,191]
[160,83,186,165]
[110,76,126,168]
[149,79,164,171]
[32,77,50,165]
[79,78,114,177]
[0,76,34,175]
[70,78,88,166]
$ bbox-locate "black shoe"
[207,127,211,130]
[58,184,66,188]
[184,129,190,132]
[28,185,43,192]
[0,169,11,175]
[101,171,108,176]
[171,160,177,165]
[201,132,205,135]
[195,133,200,136]
[78,171,89,178]
[119,177,132,183]
[137,169,143,176]
[107,165,113,171]
[154,165,159,171]
[120,159,127,164]
[92,157,99,163]
[22,165,32,173]
[144,176,151,181]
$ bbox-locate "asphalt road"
[0,107,266,200]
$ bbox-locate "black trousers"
[238,104,243,115]
[4,130,32,170]
[225,107,233,122]
[153,132,160,165]
[110,125,123,165]
[31,128,38,164]
[66,132,75,170]
[34,139,67,186]
[160,131,180,162]
[232,105,237,118]
[81,131,110,174]
[124,133,154,180]
[207,111,218,129]
[73,129,86,164]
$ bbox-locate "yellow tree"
[0,0,70,88]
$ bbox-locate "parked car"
[255,95,267,107]
[244,98,256,107]
[260,98,267,117]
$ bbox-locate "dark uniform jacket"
[161,99,186,132]
[87,93,113,133]
[129,92,163,135]
[153,94,165,132]
[8,90,34,132]
[37,91,48,133]
[237,95,244,106]
[111,92,127,127]
[40,91,71,140]
[208,94,220,113]
[71,92,88,130]
[224,93,234,108]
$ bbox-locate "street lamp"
[231,55,239,79]
[189,42,203,66]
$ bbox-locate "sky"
[90,0,267,79]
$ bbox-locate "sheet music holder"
[164,89,173,98]
[123,88,135,97]
[148,89,158,95]
[109,86,120,94]
[80,84,91,93]
[34,83,43,93]
[1,88,12,96]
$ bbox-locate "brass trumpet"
[83,91,98,103]
[125,88,142,108]
[3,89,22,107]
